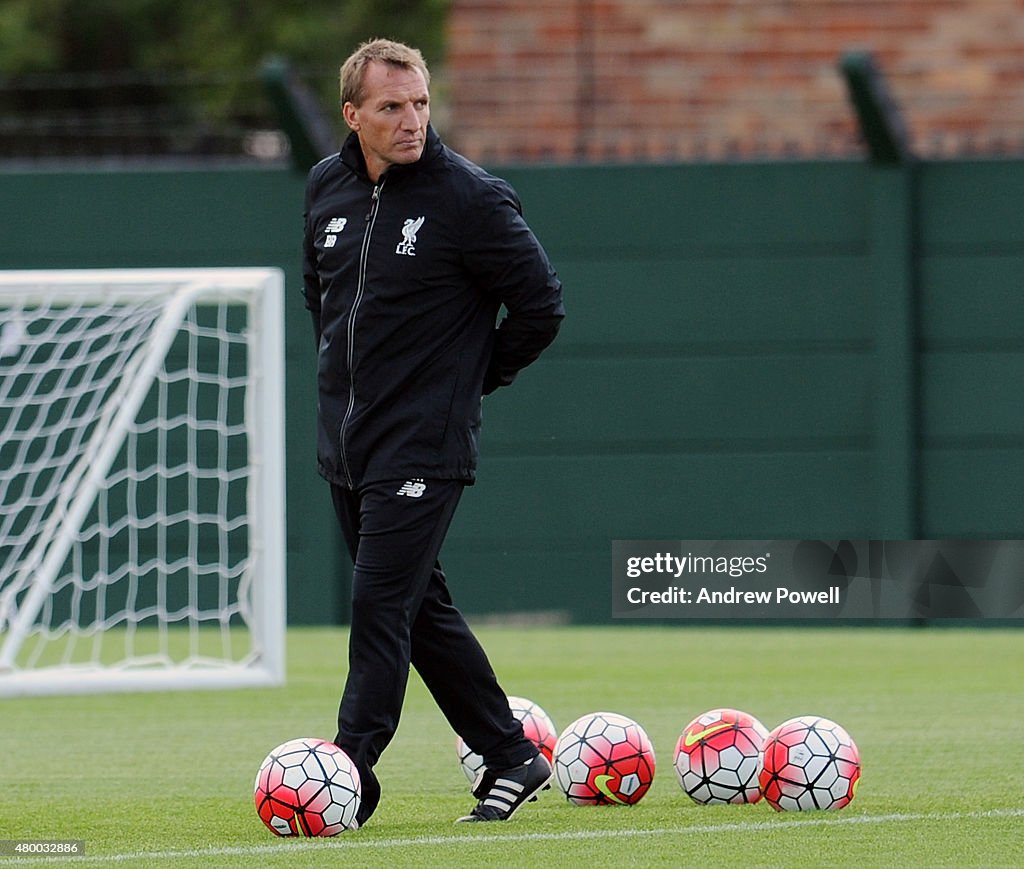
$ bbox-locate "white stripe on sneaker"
[456,755,553,822]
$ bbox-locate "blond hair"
[340,38,430,107]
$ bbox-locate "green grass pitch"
[1,625,1021,867]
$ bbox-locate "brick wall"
[445,0,1024,163]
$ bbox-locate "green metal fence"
[2,154,1022,623]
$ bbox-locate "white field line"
[1,807,1021,865]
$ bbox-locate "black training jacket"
[302,126,565,489]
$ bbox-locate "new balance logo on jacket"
[396,479,427,498]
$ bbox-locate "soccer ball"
[553,711,656,806]
[456,695,557,782]
[674,707,768,805]
[758,716,861,811]
[254,737,361,836]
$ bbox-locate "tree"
[0,0,448,76]
[0,0,449,154]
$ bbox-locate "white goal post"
[0,268,286,695]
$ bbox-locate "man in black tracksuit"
[302,39,565,827]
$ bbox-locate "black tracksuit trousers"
[330,478,537,825]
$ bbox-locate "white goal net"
[0,269,286,695]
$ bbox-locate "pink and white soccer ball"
[674,707,768,805]
[456,695,558,782]
[254,737,361,836]
[553,711,656,806]
[758,715,861,811]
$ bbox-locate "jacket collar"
[339,124,442,182]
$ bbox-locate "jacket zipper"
[339,179,385,488]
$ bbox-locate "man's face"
[343,61,430,182]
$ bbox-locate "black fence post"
[261,58,338,173]
[840,50,921,541]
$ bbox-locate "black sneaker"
[455,754,552,822]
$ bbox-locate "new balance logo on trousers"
[396,479,427,498]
